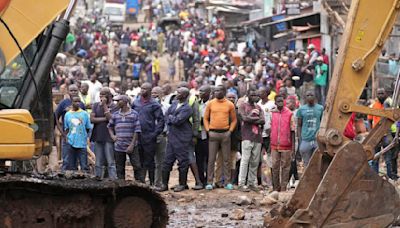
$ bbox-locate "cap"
[307,44,315,49]
[317,56,324,61]
[113,95,130,103]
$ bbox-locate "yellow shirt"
[268,91,277,101]
[152,58,160,74]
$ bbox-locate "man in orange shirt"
[204,85,237,190]
[368,88,394,177]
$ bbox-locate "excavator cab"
[0,0,73,159]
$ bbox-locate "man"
[177,81,203,190]
[307,44,319,65]
[204,85,237,190]
[152,86,170,188]
[64,96,91,171]
[195,85,211,186]
[297,90,324,166]
[314,56,328,105]
[257,86,276,187]
[368,88,395,178]
[215,92,241,186]
[90,87,118,180]
[157,87,193,192]
[84,73,103,103]
[167,52,177,81]
[152,53,160,86]
[132,82,165,186]
[270,95,295,191]
[55,84,86,171]
[79,83,92,113]
[237,87,265,192]
[126,80,141,99]
[108,95,142,180]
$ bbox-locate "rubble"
[230,209,245,220]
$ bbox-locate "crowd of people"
[50,0,399,194]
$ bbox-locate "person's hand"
[126,144,134,154]
[111,135,117,142]
[251,109,260,116]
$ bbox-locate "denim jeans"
[299,140,317,167]
[64,143,88,171]
[94,142,117,179]
[238,140,262,187]
[61,140,68,171]
[369,136,395,178]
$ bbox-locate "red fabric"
[308,37,321,52]
[344,113,356,140]
[270,107,293,150]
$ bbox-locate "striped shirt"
[108,109,141,152]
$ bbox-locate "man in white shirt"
[257,86,276,188]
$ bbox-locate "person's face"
[90,74,97,82]
[140,84,152,98]
[279,87,287,97]
[377,89,387,103]
[81,85,89,94]
[176,89,187,102]
[276,97,284,109]
[226,94,236,104]
[151,89,161,99]
[214,87,225,99]
[287,99,296,111]
[117,99,126,108]
[248,91,260,103]
[68,86,79,98]
[72,97,81,110]
[306,91,315,104]
[99,90,109,102]
[199,88,210,100]
[285,79,292,87]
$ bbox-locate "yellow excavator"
[0,0,167,227]
[265,0,400,227]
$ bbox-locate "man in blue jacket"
[157,87,193,192]
[132,82,165,185]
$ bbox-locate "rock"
[195,223,205,228]
[268,191,279,200]
[221,213,229,217]
[237,195,252,205]
[260,196,278,206]
[278,192,293,203]
[199,193,205,197]
[178,198,186,203]
[230,209,245,220]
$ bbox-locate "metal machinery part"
[0,1,168,227]
[265,0,400,227]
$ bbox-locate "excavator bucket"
[265,142,400,227]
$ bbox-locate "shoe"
[238,185,250,192]
[155,184,168,192]
[192,183,203,190]
[248,185,260,192]
[205,184,213,190]
[173,185,186,192]
[174,167,189,192]
[225,183,234,190]
[293,180,300,188]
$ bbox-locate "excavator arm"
[266,0,400,227]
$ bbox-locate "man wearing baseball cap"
[108,95,142,181]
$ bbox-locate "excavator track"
[0,175,168,228]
